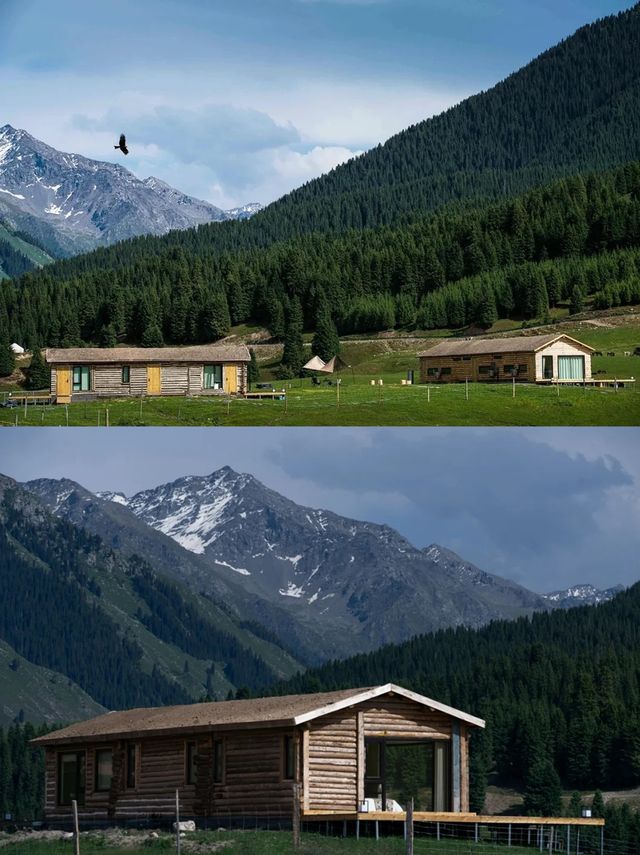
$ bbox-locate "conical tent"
[323,355,347,373]
[303,355,328,372]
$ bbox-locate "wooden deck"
[536,378,635,387]
[302,811,605,826]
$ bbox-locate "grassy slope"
[0,640,104,727]
[0,223,53,268]
[1,526,304,721]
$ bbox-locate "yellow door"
[56,366,71,404]
[223,364,238,394]
[147,365,162,395]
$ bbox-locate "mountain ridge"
[0,124,262,259]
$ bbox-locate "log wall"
[307,711,358,811]
[419,352,536,383]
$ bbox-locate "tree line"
[2,161,640,369]
[268,583,640,812]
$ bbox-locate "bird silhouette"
[114,133,129,155]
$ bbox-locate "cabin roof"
[45,344,251,364]
[31,684,485,746]
[418,333,593,358]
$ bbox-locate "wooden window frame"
[185,740,197,786]
[213,738,225,784]
[282,735,295,781]
[57,750,86,807]
[121,366,130,384]
[203,364,223,390]
[94,747,113,793]
[126,742,137,790]
[72,365,91,392]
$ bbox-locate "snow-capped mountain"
[0,124,261,257]
[28,468,622,664]
[542,584,624,608]
[90,466,548,657]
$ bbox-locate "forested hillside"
[273,584,640,806]
[3,5,640,350]
[3,161,640,351]
[0,477,299,714]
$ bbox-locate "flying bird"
[114,133,129,155]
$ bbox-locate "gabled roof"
[45,345,251,364]
[418,333,594,358]
[31,684,484,746]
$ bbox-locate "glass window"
[427,367,439,376]
[122,366,130,384]
[365,742,381,779]
[283,736,295,780]
[203,365,223,389]
[213,740,224,784]
[186,741,197,785]
[58,752,85,806]
[72,366,91,392]
[478,365,493,374]
[95,748,113,792]
[462,356,471,362]
[440,367,452,375]
[126,743,136,789]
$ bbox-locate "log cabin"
[45,345,251,404]
[418,333,594,384]
[31,684,484,824]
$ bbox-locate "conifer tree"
[0,339,15,378]
[312,301,340,362]
[523,760,562,817]
[281,297,305,375]
[247,348,260,386]
[25,346,49,390]
[141,322,164,347]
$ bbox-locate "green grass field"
[0,831,550,855]
[2,315,638,427]
[1,377,637,427]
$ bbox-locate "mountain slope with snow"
[0,124,261,258]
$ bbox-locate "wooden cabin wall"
[360,696,452,740]
[92,366,146,397]
[307,711,358,811]
[460,726,469,812]
[419,352,536,383]
[159,365,190,396]
[534,342,593,380]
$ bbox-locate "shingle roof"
[418,334,593,358]
[45,345,251,364]
[31,685,484,746]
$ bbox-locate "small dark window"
[427,367,439,376]
[492,354,502,359]
[58,752,85,806]
[440,367,452,375]
[462,356,471,362]
[122,366,130,384]
[186,741,197,785]
[452,357,461,362]
[519,364,528,372]
[126,743,137,789]
[213,740,224,784]
[95,748,113,792]
[283,736,295,780]
[478,365,493,375]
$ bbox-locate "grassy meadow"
[2,315,638,427]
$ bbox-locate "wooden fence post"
[292,782,301,849]
[72,799,80,855]
[406,798,414,855]
[175,789,181,855]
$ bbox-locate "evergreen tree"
[25,346,49,390]
[141,322,164,347]
[523,760,563,817]
[570,284,585,315]
[281,296,305,375]
[247,348,260,386]
[0,339,15,378]
[568,791,583,817]
[312,302,340,362]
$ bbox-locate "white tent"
[303,354,347,374]
[10,343,24,355]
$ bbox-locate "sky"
[0,427,637,595]
[0,0,634,208]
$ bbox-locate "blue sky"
[0,427,637,594]
[1,0,634,207]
